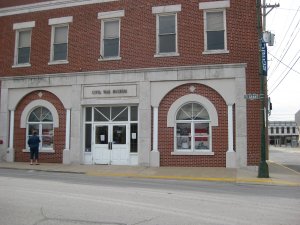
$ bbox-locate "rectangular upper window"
[152,5,181,57]
[200,1,229,54]
[13,21,35,67]
[48,16,73,64]
[98,10,124,61]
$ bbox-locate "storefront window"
[27,106,54,149]
[175,103,211,152]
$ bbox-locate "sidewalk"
[1,161,300,186]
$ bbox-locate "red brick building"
[0,0,261,167]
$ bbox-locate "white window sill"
[202,50,229,55]
[23,149,55,153]
[48,60,69,65]
[98,57,121,61]
[171,151,214,156]
[12,63,31,68]
[154,53,180,58]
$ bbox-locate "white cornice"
[199,1,230,10]
[0,0,118,17]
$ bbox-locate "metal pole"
[257,0,269,178]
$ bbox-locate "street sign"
[261,39,268,76]
[244,93,262,100]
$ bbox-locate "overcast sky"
[266,0,300,121]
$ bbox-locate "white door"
[93,125,110,164]
[93,124,129,165]
[111,124,129,165]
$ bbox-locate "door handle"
[108,142,112,150]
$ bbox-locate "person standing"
[27,131,41,165]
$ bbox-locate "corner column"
[226,104,236,168]
[150,106,160,167]
[7,110,15,162]
[63,109,71,164]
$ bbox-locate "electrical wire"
[268,6,300,77]
[268,51,300,76]
[269,55,300,95]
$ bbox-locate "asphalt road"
[269,146,300,172]
[0,168,300,225]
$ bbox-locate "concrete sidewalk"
[1,161,300,186]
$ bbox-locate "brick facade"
[0,0,262,166]
[159,83,228,167]
[14,90,66,163]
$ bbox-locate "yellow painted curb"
[86,172,300,186]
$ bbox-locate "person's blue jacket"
[27,135,40,149]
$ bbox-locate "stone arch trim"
[167,94,218,127]
[20,99,59,128]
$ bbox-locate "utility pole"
[257,0,279,178]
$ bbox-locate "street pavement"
[0,146,300,186]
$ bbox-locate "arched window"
[175,102,211,151]
[27,106,54,149]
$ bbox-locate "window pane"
[176,123,191,136]
[207,31,224,50]
[18,47,30,64]
[95,126,108,144]
[54,43,67,60]
[112,107,128,121]
[194,123,209,135]
[130,123,138,153]
[194,123,210,150]
[85,124,92,152]
[28,108,41,122]
[176,122,191,150]
[113,126,126,144]
[41,108,53,122]
[94,107,110,121]
[207,12,224,31]
[54,26,68,43]
[159,34,176,53]
[159,15,175,34]
[42,124,53,148]
[28,124,39,136]
[176,103,192,120]
[42,124,53,135]
[19,30,31,47]
[85,107,92,122]
[104,38,119,57]
[104,20,119,38]
[193,104,209,120]
[130,106,138,121]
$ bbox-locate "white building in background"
[269,121,299,147]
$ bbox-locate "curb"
[86,171,300,187]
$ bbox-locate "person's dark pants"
[30,147,39,160]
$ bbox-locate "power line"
[268,6,300,76]
[268,51,300,76]
[269,55,300,95]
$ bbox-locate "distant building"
[269,121,299,147]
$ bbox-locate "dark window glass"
[104,39,119,57]
[18,47,30,64]
[113,125,126,144]
[159,34,176,53]
[207,31,224,50]
[112,107,128,121]
[85,124,91,152]
[85,107,92,122]
[159,15,176,53]
[130,106,138,121]
[130,123,138,153]
[54,43,67,60]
